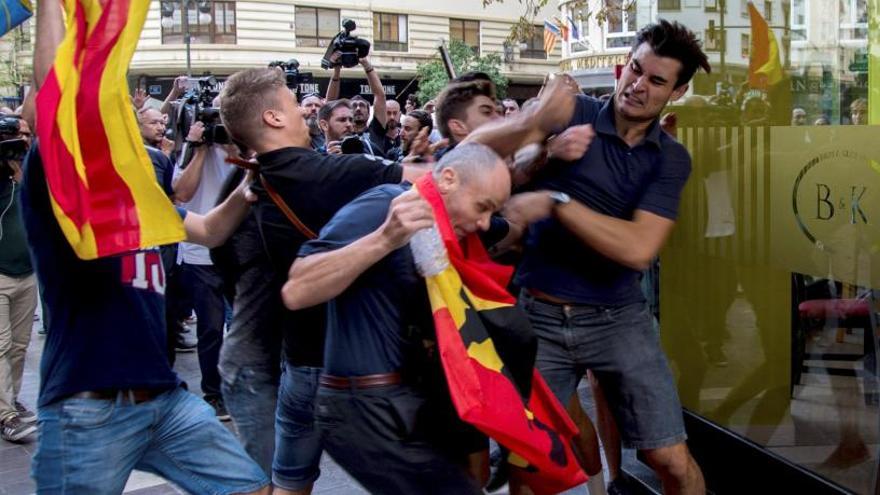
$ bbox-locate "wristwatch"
[548,191,571,206]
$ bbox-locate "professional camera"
[321,19,371,70]
[340,134,365,155]
[175,75,231,147]
[0,139,27,179]
[268,59,314,93]
[0,115,21,139]
[0,116,24,179]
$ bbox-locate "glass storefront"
[561,0,878,492]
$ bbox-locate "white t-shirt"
[174,145,234,265]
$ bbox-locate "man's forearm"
[282,230,393,310]
[33,0,65,90]
[363,60,386,127]
[184,181,251,248]
[464,113,547,159]
[326,66,341,101]
[554,202,670,271]
[172,145,206,201]
[160,91,180,116]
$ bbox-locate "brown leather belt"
[319,372,402,390]
[70,388,166,404]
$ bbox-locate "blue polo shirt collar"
[596,97,662,149]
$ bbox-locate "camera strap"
[259,175,318,240]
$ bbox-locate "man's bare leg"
[642,444,705,495]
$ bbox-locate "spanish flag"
[415,174,587,495]
[35,0,185,260]
[747,1,784,89]
[0,0,31,37]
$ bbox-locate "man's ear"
[318,119,329,134]
[670,83,689,103]
[262,108,284,129]
[446,118,468,139]
[435,167,458,194]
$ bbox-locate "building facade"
[130,0,563,102]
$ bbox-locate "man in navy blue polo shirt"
[504,20,711,494]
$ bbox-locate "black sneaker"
[14,401,36,424]
[206,397,231,422]
[485,446,509,492]
[1,414,37,443]
[607,476,634,495]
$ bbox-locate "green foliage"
[415,39,508,105]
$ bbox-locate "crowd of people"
[0,2,718,493]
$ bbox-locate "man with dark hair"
[504,19,709,494]
[387,110,432,161]
[317,99,354,154]
[502,98,520,117]
[435,80,500,147]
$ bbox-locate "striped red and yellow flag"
[35,0,184,260]
[415,174,587,495]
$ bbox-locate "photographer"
[326,55,389,157]
[172,112,237,422]
[316,99,354,155]
[0,115,38,443]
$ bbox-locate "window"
[741,0,749,17]
[791,0,806,39]
[840,0,867,40]
[568,4,590,52]
[605,0,637,49]
[704,27,725,52]
[764,1,773,21]
[741,33,750,58]
[295,7,339,48]
[373,13,408,51]
[450,19,480,55]
[161,0,236,44]
[520,25,546,59]
[659,0,681,10]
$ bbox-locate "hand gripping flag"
[35,0,185,259]
[414,174,587,495]
[0,0,31,37]
[747,1,784,89]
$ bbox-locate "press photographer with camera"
[172,97,239,421]
[0,114,38,443]
[316,99,354,155]
[324,20,390,158]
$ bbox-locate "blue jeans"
[272,363,323,491]
[221,365,279,477]
[32,387,269,494]
[521,293,687,450]
[182,263,225,398]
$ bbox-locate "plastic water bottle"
[409,225,449,277]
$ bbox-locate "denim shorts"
[32,386,269,494]
[520,293,687,450]
[272,363,323,491]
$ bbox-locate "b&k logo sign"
[792,149,873,251]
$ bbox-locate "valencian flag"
[543,19,560,55]
[0,0,31,37]
[747,1,784,89]
[35,0,185,259]
[415,174,587,495]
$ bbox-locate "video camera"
[268,59,314,94]
[321,19,371,70]
[0,116,25,179]
[175,75,231,147]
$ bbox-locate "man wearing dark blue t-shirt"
[283,143,512,494]
[503,20,711,495]
[21,144,269,494]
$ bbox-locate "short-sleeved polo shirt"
[515,95,692,305]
